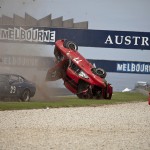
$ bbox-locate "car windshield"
[19,76,24,83]
[10,75,19,82]
[0,75,9,82]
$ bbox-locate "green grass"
[0,92,148,111]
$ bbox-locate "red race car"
[46,39,113,99]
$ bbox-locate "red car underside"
[46,39,113,99]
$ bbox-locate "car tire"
[96,68,107,78]
[20,89,30,102]
[96,90,102,99]
[63,40,78,51]
[77,81,93,99]
[77,93,83,99]
[77,92,93,99]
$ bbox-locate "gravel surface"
[0,102,150,150]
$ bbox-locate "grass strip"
[0,92,148,111]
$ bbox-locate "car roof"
[0,73,24,78]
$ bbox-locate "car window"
[10,75,19,82]
[0,75,9,82]
[19,77,24,83]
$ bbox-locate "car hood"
[68,51,106,87]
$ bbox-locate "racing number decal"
[10,86,16,94]
[73,57,82,64]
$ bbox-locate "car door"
[8,75,19,97]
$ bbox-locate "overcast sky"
[0,0,150,61]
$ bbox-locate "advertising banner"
[0,26,150,50]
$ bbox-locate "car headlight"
[78,71,89,79]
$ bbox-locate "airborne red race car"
[46,39,113,99]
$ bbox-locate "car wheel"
[77,93,83,99]
[20,89,30,102]
[96,68,107,78]
[63,40,78,51]
[96,90,102,99]
[103,86,112,100]
[77,81,93,99]
[84,93,93,99]
[77,92,93,99]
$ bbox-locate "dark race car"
[46,39,113,99]
[0,74,36,101]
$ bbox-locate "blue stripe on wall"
[1,54,150,74]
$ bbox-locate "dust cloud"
[0,42,67,101]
